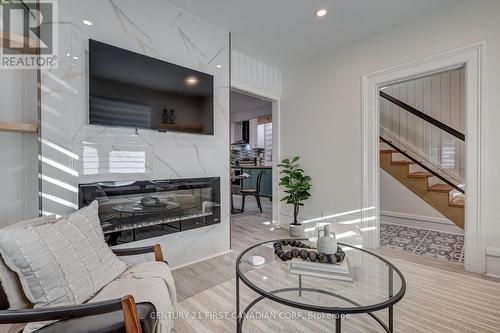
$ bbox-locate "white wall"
[40,0,230,268]
[0,70,38,226]
[281,0,500,276]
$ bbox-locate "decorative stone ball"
[308,251,318,262]
[291,248,299,258]
[327,254,338,264]
[293,240,301,247]
[274,248,281,256]
[299,249,308,260]
[336,250,345,262]
[276,250,285,258]
[318,253,328,263]
[279,253,288,261]
[282,239,289,246]
[298,243,306,248]
[285,251,292,260]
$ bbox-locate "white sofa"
[0,243,174,333]
[0,205,176,333]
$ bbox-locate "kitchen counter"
[231,165,272,169]
[231,165,273,198]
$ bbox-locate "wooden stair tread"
[408,171,432,178]
[381,149,464,229]
[391,160,414,165]
[449,198,465,208]
[428,184,453,193]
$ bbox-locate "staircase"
[379,90,466,229]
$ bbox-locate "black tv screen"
[89,39,214,135]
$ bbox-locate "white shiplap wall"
[380,67,466,182]
[231,50,281,97]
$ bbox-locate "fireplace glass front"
[79,178,220,245]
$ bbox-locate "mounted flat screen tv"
[89,39,214,135]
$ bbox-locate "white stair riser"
[379,142,393,150]
[409,164,427,173]
[391,152,411,162]
[428,176,445,186]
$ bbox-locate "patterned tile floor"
[380,223,465,263]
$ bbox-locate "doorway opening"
[229,88,280,251]
[230,90,273,217]
[361,42,486,273]
[378,67,466,264]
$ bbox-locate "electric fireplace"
[79,178,220,245]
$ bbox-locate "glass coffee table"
[236,239,406,332]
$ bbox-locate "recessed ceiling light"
[82,19,93,26]
[186,76,198,85]
[72,56,79,60]
[216,64,222,68]
[316,9,327,17]
[66,53,70,57]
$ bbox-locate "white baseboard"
[486,247,500,258]
[381,210,463,234]
[486,248,500,278]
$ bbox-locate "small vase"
[162,109,169,124]
[317,225,337,255]
[169,109,176,124]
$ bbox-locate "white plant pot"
[289,224,303,237]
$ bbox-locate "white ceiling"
[168,0,461,67]
[230,91,271,121]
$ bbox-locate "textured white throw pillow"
[0,215,58,311]
[0,201,127,332]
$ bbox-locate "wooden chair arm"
[121,295,143,333]
[112,244,165,262]
[0,295,142,333]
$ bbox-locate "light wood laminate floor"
[172,196,500,332]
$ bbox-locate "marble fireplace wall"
[40,0,230,267]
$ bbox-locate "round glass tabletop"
[236,239,406,314]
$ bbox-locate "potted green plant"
[278,156,312,237]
